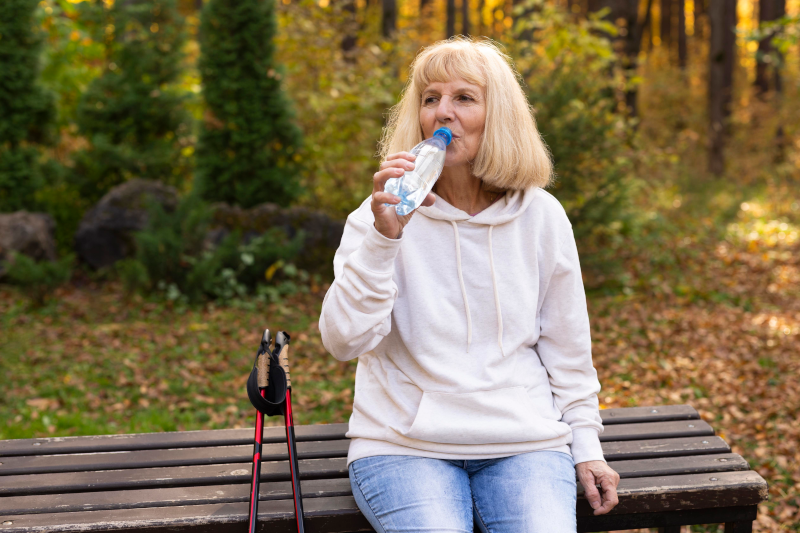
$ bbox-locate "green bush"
[33,164,89,254]
[69,0,193,205]
[274,0,400,217]
[0,0,57,212]
[123,195,305,303]
[0,149,47,213]
[511,1,637,281]
[3,253,74,306]
[37,0,105,129]
[196,0,303,208]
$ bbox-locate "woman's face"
[419,78,486,168]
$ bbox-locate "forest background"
[1,0,800,530]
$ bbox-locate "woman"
[319,38,620,533]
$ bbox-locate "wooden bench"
[0,405,768,532]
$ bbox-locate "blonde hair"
[379,37,553,191]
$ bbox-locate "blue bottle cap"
[433,127,453,146]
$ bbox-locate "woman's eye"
[458,95,474,102]
[424,97,437,104]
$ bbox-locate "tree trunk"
[340,0,358,55]
[660,0,672,50]
[586,0,606,14]
[513,0,538,41]
[447,0,456,37]
[625,0,654,116]
[722,0,736,120]
[586,0,652,118]
[774,0,786,161]
[677,0,687,68]
[382,0,396,37]
[755,0,775,95]
[774,0,785,94]
[462,0,471,35]
[420,0,432,15]
[694,0,706,38]
[708,0,735,175]
[477,0,485,35]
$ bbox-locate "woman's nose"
[435,96,455,123]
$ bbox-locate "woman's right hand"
[371,152,435,240]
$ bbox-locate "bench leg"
[658,528,682,533]
[724,521,753,533]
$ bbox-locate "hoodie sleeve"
[536,228,605,465]
[319,212,402,362]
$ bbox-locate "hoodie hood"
[417,187,538,226]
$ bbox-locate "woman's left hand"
[576,460,620,515]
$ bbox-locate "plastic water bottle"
[384,127,452,216]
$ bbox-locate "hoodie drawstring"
[451,221,472,352]
[487,225,505,357]
[450,221,506,356]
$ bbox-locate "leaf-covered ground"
[2,184,798,532]
[591,186,800,532]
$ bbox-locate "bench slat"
[0,471,767,533]
[0,436,730,497]
[0,406,699,458]
[599,405,699,425]
[0,440,350,477]
[600,420,713,441]
[608,453,748,479]
[578,470,769,516]
[601,436,729,460]
[0,425,349,458]
[0,420,714,479]
[0,458,348,497]
[0,478,354,516]
[0,454,749,516]
[578,505,758,532]
[0,496,372,533]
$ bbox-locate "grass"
[0,288,356,439]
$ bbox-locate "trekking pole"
[275,331,306,533]
[247,329,272,533]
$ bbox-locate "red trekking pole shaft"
[279,344,305,533]
[248,344,271,533]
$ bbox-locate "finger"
[601,475,620,498]
[373,167,406,192]
[580,477,602,512]
[420,192,435,207]
[378,158,415,172]
[599,493,619,515]
[384,151,417,162]
[594,479,619,515]
[372,191,401,207]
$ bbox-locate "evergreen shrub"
[70,0,192,204]
[122,195,305,303]
[197,0,303,208]
[4,252,74,306]
[0,0,57,212]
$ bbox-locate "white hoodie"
[320,187,605,466]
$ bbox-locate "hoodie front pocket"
[401,387,568,445]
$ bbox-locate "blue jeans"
[348,451,577,533]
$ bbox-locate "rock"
[211,203,344,275]
[0,212,57,273]
[75,179,178,269]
